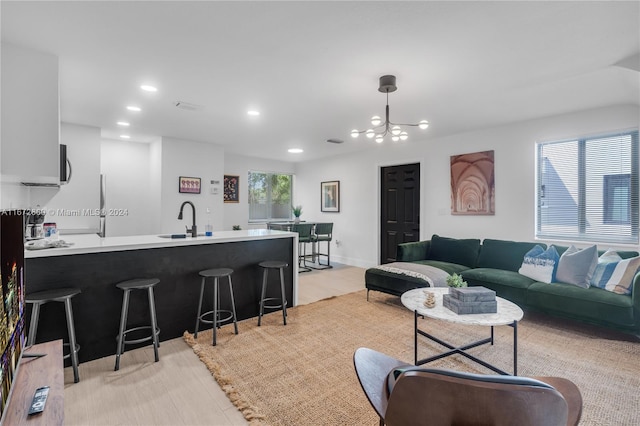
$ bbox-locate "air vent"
[326,138,344,144]
[174,101,203,111]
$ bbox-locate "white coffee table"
[401,287,524,375]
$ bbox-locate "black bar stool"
[194,268,238,346]
[26,288,81,383]
[114,278,160,371]
[258,261,289,326]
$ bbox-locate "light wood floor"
[64,263,366,425]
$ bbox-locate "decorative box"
[449,286,496,303]
[443,294,497,314]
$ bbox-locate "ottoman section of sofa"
[365,267,432,297]
[365,261,469,297]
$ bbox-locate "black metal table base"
[413,310,518,376]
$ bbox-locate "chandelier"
[351,75,429,143]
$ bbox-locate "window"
[248,171,293,222]
[536,130,639,244]
[603,174,630,225]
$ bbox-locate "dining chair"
[291,223,314,272]
[311,222,333,269]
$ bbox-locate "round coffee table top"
[401,287,523,326]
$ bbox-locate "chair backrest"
[314,222,333,237]
[292,223,313,241]
[385,368,569,426]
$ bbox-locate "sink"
[157,233,206,239]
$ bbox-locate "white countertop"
[25,229,296,258]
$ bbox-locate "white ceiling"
[2,1,639,162]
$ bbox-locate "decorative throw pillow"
[590,249,623,288]
[555,245,598,288]
[602,255,640,295]
[518,245,559,283]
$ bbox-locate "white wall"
[160,137,224,234]
[42,133,225,237]
[148,139,163,233]
[223,153,295,230]
[0,182,31,210]
[294,105,640,268]
[101,138,158,236]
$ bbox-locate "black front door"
[380,163,420,264]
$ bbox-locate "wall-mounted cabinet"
[1,43,60,184]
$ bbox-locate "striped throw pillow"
[591,249,623,288]
[592,251,640,295]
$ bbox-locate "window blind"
[536,130,639,244]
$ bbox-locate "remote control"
[27,386,49,415]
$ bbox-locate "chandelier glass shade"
[351,75,429,143]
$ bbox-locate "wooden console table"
[2,340,64,425]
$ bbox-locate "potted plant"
[292,205,303,222]
[446,273,468,289]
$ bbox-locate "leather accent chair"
[353,347,582,426]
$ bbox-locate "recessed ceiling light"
[140,85,158,92]
[117,121,130,126]
[126,105,141,112]
[120,135,131,139]
[247,110,260,116]
[288,148,303,154]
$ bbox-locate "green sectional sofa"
[364,235,640,335]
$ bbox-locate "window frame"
[535,130,639,245]
[247,170,294,223]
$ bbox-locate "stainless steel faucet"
[178,201,197,237]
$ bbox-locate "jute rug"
[183,290,640,426]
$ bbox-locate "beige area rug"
[183,290,640,426]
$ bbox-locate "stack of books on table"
[443,286,497,315]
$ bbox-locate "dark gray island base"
[25,236,295,363]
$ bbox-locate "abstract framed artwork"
[224,175,239,203]
[179,176,201,194]
[321,180,340,212]
[450,150,495,215]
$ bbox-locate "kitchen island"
[25,230,297,363]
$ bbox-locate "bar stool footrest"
[118,326,161,346]
[62,342,81,361]
[260,297,287,310]
[198,310,235,326]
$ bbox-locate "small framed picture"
[179,176,201,194]
[321,181,340,212]
[224,175,240,203]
